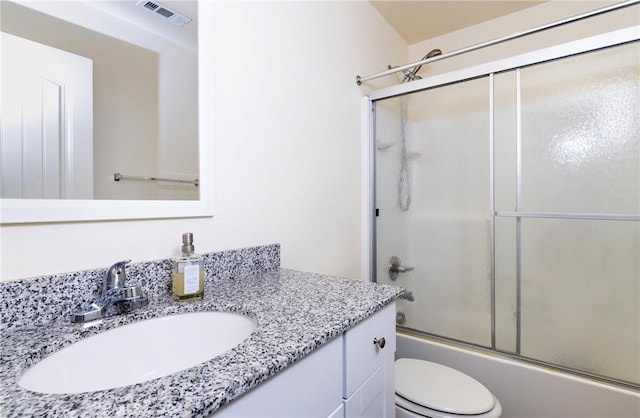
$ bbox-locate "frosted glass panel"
[520,218,640,384]
[520,42,640,214]
[494,71,517,212]
[494,217,517,354]
[375,77,492,347]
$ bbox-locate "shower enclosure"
[369,30,639,388]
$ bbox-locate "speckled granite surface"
[0,244,402,417]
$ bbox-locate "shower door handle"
[388,256,414,280]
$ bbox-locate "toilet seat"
[396,393,502,418]
[395,358,496,416]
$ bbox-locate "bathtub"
[396,332,640,418]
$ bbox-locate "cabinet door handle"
[373,337,386,349]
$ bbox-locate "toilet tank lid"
[395,358,495,415]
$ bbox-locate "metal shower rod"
[355,0,639,86]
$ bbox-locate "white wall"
[0,0,406,282]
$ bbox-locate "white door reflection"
[1,32,93,199]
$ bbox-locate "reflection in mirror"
[0,0,198,201]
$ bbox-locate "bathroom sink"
[18,311,257,394]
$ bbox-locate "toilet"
[395,358,502,418]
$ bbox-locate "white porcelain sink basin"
[18,311,257,394]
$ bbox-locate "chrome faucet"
[71,260,149,323]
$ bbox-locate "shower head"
[402,48,442,83]
[425,48,443,59]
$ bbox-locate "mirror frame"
[0,1,213,224]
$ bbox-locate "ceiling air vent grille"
[136,0,192,26]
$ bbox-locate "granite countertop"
[0,268,403,417]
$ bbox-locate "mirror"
[0,0,213,223]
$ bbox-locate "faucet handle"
[103,260,131,291]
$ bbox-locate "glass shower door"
[493,41,640,385]
[373,39,639,387]
[374,76,493,347]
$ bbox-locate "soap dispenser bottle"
[171,232,204,301]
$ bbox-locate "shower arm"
[405,49,442,80]
[355,0,639,86]
[389,49,442,83]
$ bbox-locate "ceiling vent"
[136,0,191,26]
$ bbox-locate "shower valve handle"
[389,265,415,274]
[389,256,414,281]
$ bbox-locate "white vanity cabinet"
[214,302,396,418]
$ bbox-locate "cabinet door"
[344,355,395,418]
[344,302,396,397]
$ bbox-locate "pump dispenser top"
[171,232,204,301]
[182,233,195,253]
